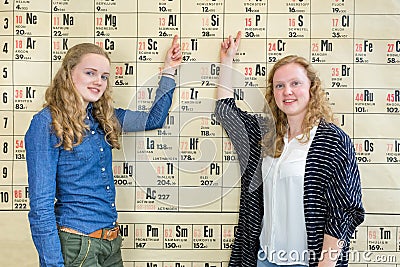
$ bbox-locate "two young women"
[26,32,364,267]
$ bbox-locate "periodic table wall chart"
[1,0,400,266]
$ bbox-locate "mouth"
[283,99,296,103]
[88,87,100,93]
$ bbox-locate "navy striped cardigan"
[215,98,364,267]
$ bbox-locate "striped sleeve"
[215,98,265,267]
[214,98,261,173]
[324,126,365,240]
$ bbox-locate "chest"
[58,128,112,164]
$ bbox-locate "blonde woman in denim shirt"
[25,36,181,267]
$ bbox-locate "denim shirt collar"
[85,103,103,135]
[86,103,94,120]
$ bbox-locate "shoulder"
[26,108,54,136]
[315,121,354,153]
[114,107,125,116]
[31,107,52,124]
[317,121,351,142]
[25,108,53,138]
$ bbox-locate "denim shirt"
[25,76,175,267]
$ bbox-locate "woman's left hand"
[163,35,182,72]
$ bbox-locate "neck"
[287,117,304,141]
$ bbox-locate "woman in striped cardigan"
[215,31,364,267]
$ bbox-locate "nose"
[93,75,102,85]
[283,85,293,95]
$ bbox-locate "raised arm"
[214,32,266,175]
[116,35,182,132]
[217,31,241,99]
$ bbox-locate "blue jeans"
[257,248,308,267]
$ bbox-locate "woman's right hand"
[220,31,241,65]
[217,31,241,99]
[163,34,182,75]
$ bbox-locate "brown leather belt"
[58,225,120,241]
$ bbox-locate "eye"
[292,80,301,86]
[274,83,284,90]
[85,71,94,76]
[101,75,109,81]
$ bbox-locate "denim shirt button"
[106,185,110,190]
[113,222,116,226]
[91,130,95,135]
[111,203,115,207]
[101,167,105,172]
[100,147,104,152]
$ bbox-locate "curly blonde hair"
[262,55,334,158]
[45,43,121,150]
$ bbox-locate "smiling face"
[272,62,311,122]
[71,53,110,108]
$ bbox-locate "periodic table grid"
[1,0,400,266]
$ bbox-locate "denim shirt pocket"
[60,136,95,162]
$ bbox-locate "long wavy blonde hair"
[45,43,121,150]
[262,55,334,158]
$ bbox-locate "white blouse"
[260,126,317,265]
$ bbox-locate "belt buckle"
[104,227,119,241]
